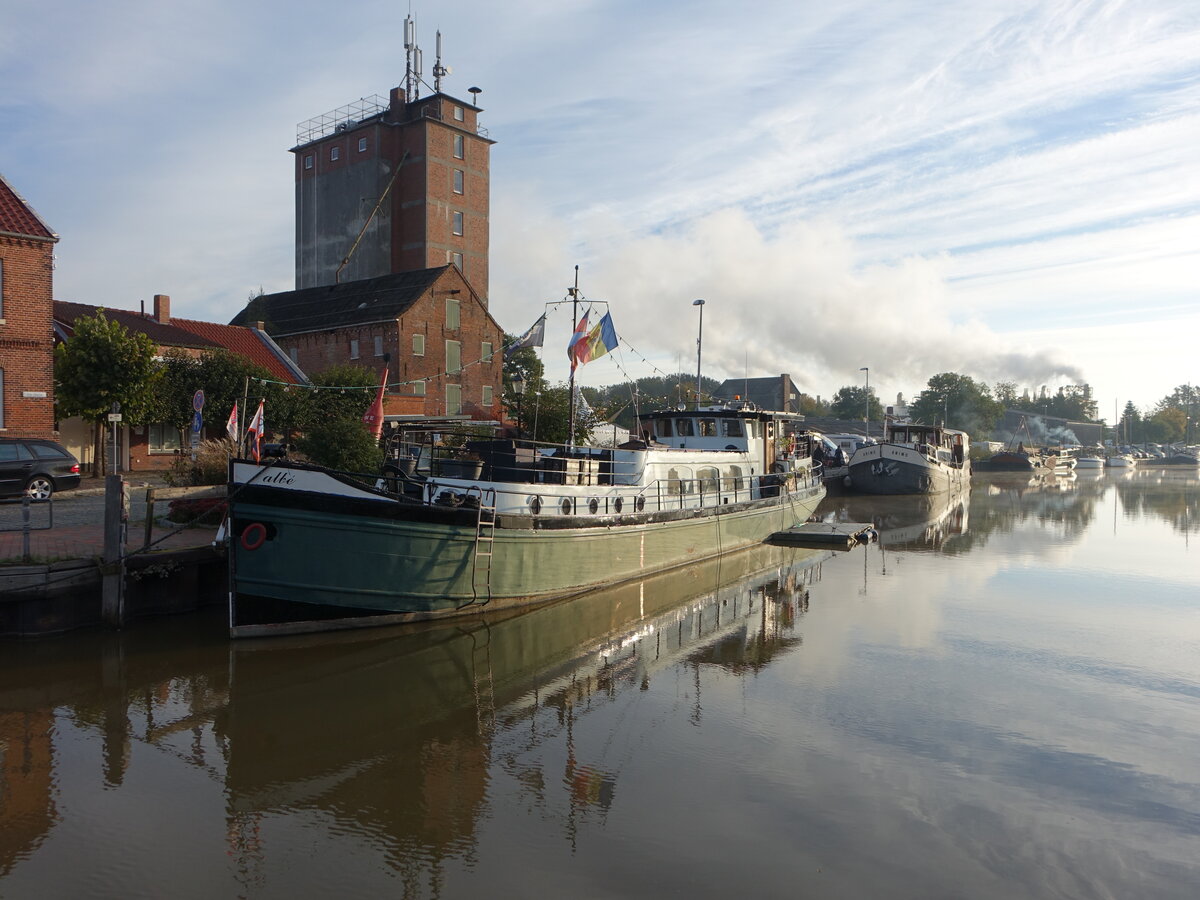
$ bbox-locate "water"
[2,468,1198,899]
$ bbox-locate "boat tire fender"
[241,522,268,551]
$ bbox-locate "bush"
[163,439,235,487]
[295,419,383,473]
[166,497,227,526]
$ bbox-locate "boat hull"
[845,444,970,495]
[229,473,825,636]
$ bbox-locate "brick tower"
[292,23,494,302]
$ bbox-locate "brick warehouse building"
[0,174,58,438]
[233,265,503,420]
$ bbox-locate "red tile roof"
[0,173,56,241]
[171,317,304,383]
[54,300,218,349]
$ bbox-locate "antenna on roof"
[433,30,451,93]
[404,13,421,100]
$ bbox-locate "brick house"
[0,173,58,438]
[231,265,503,421]
[54,294,306,471]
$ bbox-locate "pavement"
[0,473,221,565]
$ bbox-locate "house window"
[481,341,493,362]
[374,335,384,356]
[446,298,460,329]
[452,211,464,236]
[482,385,493,405]
[453,169,464,194]
[413,334,425,356]
[289,347,298,363]
[413,381,426,396]
[446,340,461,373]
[454,106,465,121]
[304,155,313,170]
[451,252,463,271]
[350,339,360,359]
[446,384,462,416]
[453,134,464,158]
[330,146,340,161]
[148,424,183,453]
[358,137,368,152]
[0,367,4,428]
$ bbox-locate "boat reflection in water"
[220,542,831,879]
[818,487,969,551]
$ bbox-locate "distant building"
[713,374,803,413]
[0,173,58,439]
[999,409,1102,447]
[231,266,503,422]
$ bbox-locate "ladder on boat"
[470,487,497,604]
[470,626,496,734]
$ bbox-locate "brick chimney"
[153,294,170,324]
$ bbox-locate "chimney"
[252,321,266,331]
[153,294,170,324]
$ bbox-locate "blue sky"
[2,0,1198,417]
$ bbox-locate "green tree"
[993,382,1019,408]
[829,385,883,423]
[55,310,159,474]
[910,373,1003,438]
[523,382,594,445]
[502,340,547,437]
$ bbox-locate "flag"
[225,402,239,444]
[578,312,618,366]
[362,368,389,439]
[245,399,265,463]
[567,309,591,371]
[506,313,546,358]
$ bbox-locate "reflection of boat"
[1106,455,1136,469]
[819,488,969,550]
[845,422,970,495]
[227,403,824,636]
[221,543,829,858]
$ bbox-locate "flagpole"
[240,376,249,458]
[567,265,580,449]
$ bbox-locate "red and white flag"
[362,368,389,439]
[245,399,265,462]
[225,402,239,444]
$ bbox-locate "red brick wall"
[0,236,56,438]
[278,268,503,421]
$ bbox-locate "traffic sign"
[192,410,203,433]
[107,413,123,423]
[193,390,205,412]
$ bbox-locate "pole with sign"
[108,402,122,474]
[192,390,205,459]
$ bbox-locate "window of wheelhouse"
[674,418,695,437]
[699,419,717,437]
[655,418,673,438]
[722,419,744,438]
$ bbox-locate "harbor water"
[2,467,1198,898]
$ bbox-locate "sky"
[2,0,1198,419]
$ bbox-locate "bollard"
[21,494,31,562]
[101,474,127,628]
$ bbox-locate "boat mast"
[567,266,580,449]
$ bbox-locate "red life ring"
[241,522,268,551]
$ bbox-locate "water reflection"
[0,543,829,892]
[819,486,970,551]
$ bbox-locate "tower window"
[304,155,313,170]
[413,334,425,356]
[452,211,464,236]
[446,298,460,329]
[453,169,464,194]
[358,137,368,152]
[330,146,340,161]
[453,134,464,159]
[454,106,465,121]
[374,335,384,356]
[350,338,359,359]
[452,252,463,271]
[446,340,462,373]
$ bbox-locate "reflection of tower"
[293,18,495,298]
[0,710,57,876]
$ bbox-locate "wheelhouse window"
[674,418,695,437]
[148,424,182,453]
[656,419,673,438]
[722,419,744,437]
[699,418,717,437]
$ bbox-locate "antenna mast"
[567,267,581,448]
[404,14,422,100]
[433,30,450,93]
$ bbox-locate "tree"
[829,385,883,423]
[55,310,159,474]
[993,382,1019,408]
[910,373,1003,438]
[523,382,594,445]
[502,340,547,437]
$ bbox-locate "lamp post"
[512,375,526,440]
[859,367,869,437]
[693,299,705,409]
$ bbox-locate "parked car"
[0,438,82,500]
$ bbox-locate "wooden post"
[143,487,156,550]
[102,474,126,628]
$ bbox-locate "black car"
[0,438,83,500]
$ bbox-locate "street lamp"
[859,367,869,436]
[693,299,705,410]
[512,375,526,440]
